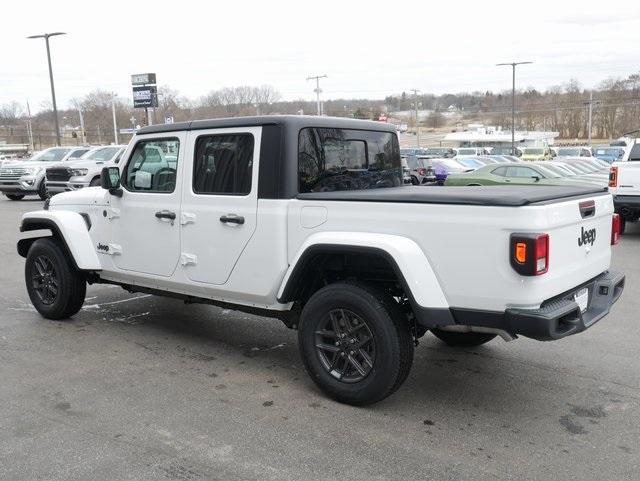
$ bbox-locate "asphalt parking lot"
[0,197,639,481]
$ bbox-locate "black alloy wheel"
[314,308,375,383]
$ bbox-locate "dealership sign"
[131,73,157,85]
[133,85,158,108]
[131,72,158,109]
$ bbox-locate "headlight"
[25,167,42,175]
[70,168,88,176]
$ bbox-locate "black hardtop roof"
[137,115,397,135]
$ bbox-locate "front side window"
[193,134,254,195]
[298,128,401,193]
[122,138,180,193]
[629,144,640,161]
[506,166,537,178]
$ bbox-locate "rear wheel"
[620,216,627,235]
[5,193,25,200]
[25,238,86,320]
[431,329,496,347]
[298,282,414,406]
[411,176,419,186]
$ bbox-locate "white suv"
[46,145,126,194]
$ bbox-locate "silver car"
[0,147,90,200]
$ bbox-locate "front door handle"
[219,214,245,225]
[155,210,176,220]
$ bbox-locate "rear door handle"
[155,210,176,220]
[219,214,245,225]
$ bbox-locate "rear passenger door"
[180,127,261,285]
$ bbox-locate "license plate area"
[574,287,589,313]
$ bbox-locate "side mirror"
[532,175,541,182]
[101,166,123,197]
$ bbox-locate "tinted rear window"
[298,128,401,193]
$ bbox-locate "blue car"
[593,147,625,164]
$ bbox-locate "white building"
[444,125,558,148]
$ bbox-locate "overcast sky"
[1,0,639,112]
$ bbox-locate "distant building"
[444,124,558,148]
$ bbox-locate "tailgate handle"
[579,200,595,219]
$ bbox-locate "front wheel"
[298,282,414,406]
[38,181,48,200]
[411,176,419,186]
[25,238,86,320]
[5,193,25,200]
[89,177,101,187]
[431,329,496,347]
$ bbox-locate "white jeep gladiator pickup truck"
[17,116,625,405]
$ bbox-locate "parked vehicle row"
[0,145,125,200]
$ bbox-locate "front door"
[109,133,185,277]
[180,127,261,285]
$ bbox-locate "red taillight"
[611,213,621,245]
[417,168,427,176]
[510,233,549,276]
[609,166,618,187]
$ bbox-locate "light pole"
[496,61,532,155]
[307,74,328,116]
[27,32,66,147]
[411,89,421,147]
[111,94,119,144]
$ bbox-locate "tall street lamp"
[27,32,66,146]
[496,61,532,155]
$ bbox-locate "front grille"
[46,168,71,182]
[0,167,28,179]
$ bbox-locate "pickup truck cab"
[46,145,126,194]
[17,116,625,405]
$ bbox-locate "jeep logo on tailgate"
[578,227,596,247]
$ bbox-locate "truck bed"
[297,185,608,207]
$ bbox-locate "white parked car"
[0,146,91,200]
[609,138,640,232]
[46,145,127,194]
[17,116,624,405]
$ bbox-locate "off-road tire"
[431,329,496,347]
[25,238,86,320]
[89,177,101,187]
[298,282,414,406]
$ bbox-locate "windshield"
[457,149,477,155]
[27,148,71,162]
[547,164,575,176]
[434,159,467,172]
[567,162,594,174]
[523,148,544,155]
[298,127,402,193]
[557,148,581,156]
[84,147,121,161]
[457,158,483,168]
[535,165,562,178]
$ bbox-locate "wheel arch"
[277,233,449,319]
[18,211,101,271]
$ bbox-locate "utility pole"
[497,61,533,155]
[27,32,66,146]
[307,74,328,116]
[26,101,35,152]
[583,91,598,145]
[111,94,119,144]
[77,107,86,144]
[411,89,420,147]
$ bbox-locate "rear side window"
[298,127,401,193]
[193,134,254,195]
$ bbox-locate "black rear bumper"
[613,195,640,216]
[416,271,625,341]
